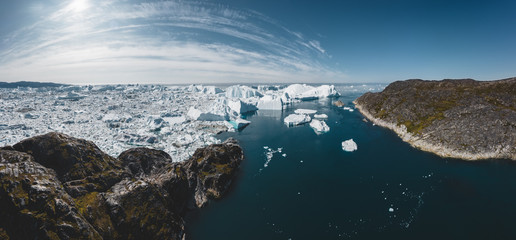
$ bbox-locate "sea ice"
[294,109,317,114]
[257,95,283,110]
[309,119,330,134]
[342,139,358,152]
[283,114,311,126]
[314,114,328,119]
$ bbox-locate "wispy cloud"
[0,0,345,84]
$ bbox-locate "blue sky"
[0,0,515,84]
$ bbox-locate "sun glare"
[69,0,89,12]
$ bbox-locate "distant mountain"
[354,77,516,160]
[0,81,67,88]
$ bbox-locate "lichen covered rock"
[0,132,244,239]
[354,78,516,160]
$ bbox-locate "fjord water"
[186,85,516,240]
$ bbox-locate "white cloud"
[0,0,345,84]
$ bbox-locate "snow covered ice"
[342,139,358,152]
[309,119,330,134]
[284,114,311,126]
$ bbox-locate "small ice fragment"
[314,114,328,119]
[341,139,358,152]
[282,153,287,157]
[389,208,394,212]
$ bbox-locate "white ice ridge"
[342,139,358,152]
[294,109,317,114]
[309,119,330,134]
[283,114,311,127]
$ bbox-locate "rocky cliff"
[354,78,516,160]
[0,132,244,239]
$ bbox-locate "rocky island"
[0,132,244,239]
[354,77,516,160]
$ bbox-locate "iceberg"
[227,118,251,130]
[284,114,311,126]
[226,85,263,99]
[294,109,317,114]
[309,119,330,134]
[257,95,283,110]
[187,106,228,121]
[342,139,358,152]
[228,99,258,114]
[314,114,328,119]
[200,86,223,95]
[283,84,339,101]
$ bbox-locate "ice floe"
[342,139,358,152]
[309,119,330,134]
[284,114,311,127]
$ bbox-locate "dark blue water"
[185,87,516,240]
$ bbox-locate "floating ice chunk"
[226,85,263,98]
[309,119,330,134]
[227,118,251,130]
[228,99,258,114]
[342,139,358,152]
[389,208,394,212]
[257,95,283,110]
[282,153,287,157]
[314,114,328,119]
[284,114,311,126]
[294,109,317,114]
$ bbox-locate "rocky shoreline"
[0,132,244,239]
[354,78,516,160]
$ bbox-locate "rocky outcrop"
[0,132,244,239]
[354,78,516,160]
